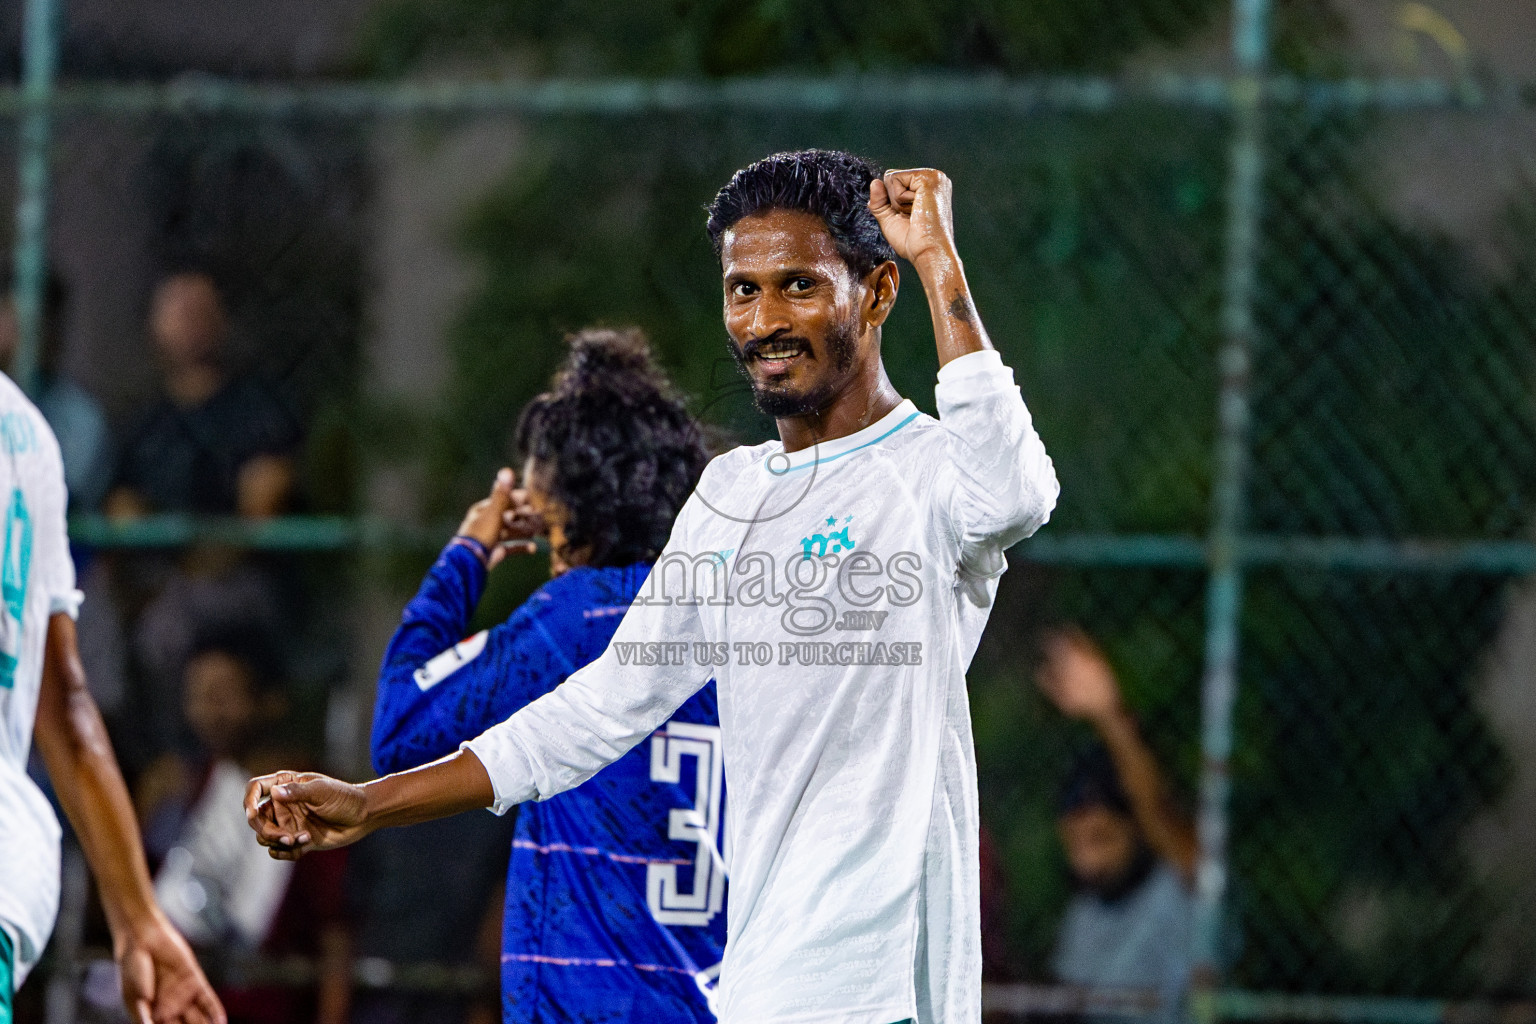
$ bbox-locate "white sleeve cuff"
[49,589,84,620]
[461,731,539,815]
[935,348,1006,386]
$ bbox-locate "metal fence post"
[1191,0,1273,1019]
[10,0,61,399]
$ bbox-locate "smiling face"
[721,208,888,419]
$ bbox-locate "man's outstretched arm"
[244,750,495,859]
[252,599,709,853]
[253,495,715,853]
[250,626,704,857]
[32,613,225,1024]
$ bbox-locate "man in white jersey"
[246,150,1058,1024]
[0,373,224,1024]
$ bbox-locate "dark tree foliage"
[356,0,1224,79]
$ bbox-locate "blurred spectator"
[105,268,304,761]
[136,632,350,1024]
[129,559,286,756]
[107,270,300,520]
[1036,629,1197,1019]
[0,269,112,510]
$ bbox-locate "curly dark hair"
[705,149,897,277]
[514,327,707,569]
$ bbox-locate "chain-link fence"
[7,0,1536,1020]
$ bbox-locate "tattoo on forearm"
[947,293,975,326]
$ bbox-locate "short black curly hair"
[515,328,707,569]
[706,149,897,277]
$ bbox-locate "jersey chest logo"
[798,514,855,560]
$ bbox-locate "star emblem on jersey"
[799,515,855,559]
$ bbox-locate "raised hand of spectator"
[1038,626,1199,879]
[1036,628,1125,725]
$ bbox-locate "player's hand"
[456,468,542,568]
[869,168,957,273]
[1036,628,1125,725]
[115,909,225,1024]
[244,770,370,860]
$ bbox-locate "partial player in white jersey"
[0,372,223,1024]
[246,151,1058,1024]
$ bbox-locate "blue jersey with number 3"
[372,544,726,1023]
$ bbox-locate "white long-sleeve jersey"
[0,374,84,986]
[467,348,1058,1024]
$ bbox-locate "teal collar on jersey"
[763,398,921,474]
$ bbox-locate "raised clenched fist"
[868,167,957,272]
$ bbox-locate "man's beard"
[729,316,860,418]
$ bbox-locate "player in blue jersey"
[368,327,724,1023]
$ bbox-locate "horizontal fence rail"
[66,516,1536,575]
[0,73,1532,120]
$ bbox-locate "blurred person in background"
[106,269,299,521]
[135,631,350,1024]
[367,328,726,1022]
[0,366,223,1024]
[0,270,111,512]
[105,269,299,766]
[1036,629,1196,1019]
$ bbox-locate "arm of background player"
[460,498,712,813]
[373,470,549,772]
[371,541,569,774]
[33,613,226,1024]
